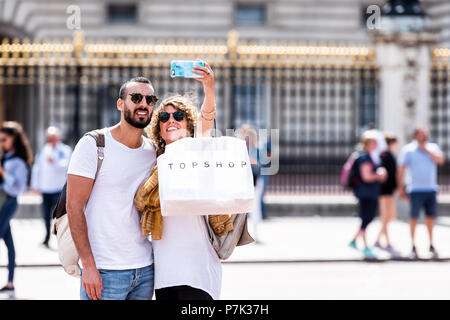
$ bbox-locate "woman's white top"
[152,215,222,299]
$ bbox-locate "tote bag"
[157,137,255,216]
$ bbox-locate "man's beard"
[124,103,152,129]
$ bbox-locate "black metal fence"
[431,50,450,193]
[0,32,382,194]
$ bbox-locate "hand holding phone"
[170,59,215,99]
[170,60,205,78]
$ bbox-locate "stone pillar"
[373,32,438,219]
[374,32,437,147]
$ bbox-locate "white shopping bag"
[157,137,255,216]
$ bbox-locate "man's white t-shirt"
[67,128,156,270]
[153,215,222,300]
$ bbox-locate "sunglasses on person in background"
[128,93,159,106]
[158,110,186,123]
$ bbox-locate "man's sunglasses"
[128,93,159,106]
[158,110,186,123]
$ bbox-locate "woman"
[374,133,399,255]
[349,130,387,259]
[0,122,33,292]
[135,61,232,300]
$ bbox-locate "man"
[67,77,157,300]
[397,126,445,259]
[31,126,72,248]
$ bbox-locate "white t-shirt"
[67,128,156,270]
[153,215,222,300]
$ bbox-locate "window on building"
[235,4,266,27]
[357,68,379,131]
[107,3,138,24]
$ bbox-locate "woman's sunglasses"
[128,93,159,106]
[158,110,186,123]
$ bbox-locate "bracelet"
[201,109,216,120]
[201,112,215,121]
[201,108,216,114]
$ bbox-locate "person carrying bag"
[51,129,105,277]
[135,163,254,260]
[134,61,254,301]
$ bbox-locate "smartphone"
[170,60,205,78]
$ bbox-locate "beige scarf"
[134,166,234,240]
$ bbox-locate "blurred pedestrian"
[237,124,263,243]
[31,126,72,248]
[349,130,387,259]
[259,137,272,220]
[397,126,445,259]
[0,122,33,293]
[237,124,260,186]
[374,133,399,255]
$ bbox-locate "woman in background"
[0,122,33,293]
[349,130,387,259]
[374,133,399,256]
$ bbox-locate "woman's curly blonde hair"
[146,93,199,155]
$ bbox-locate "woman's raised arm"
[192,60,215,137]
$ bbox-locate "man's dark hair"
[119,77,154,99]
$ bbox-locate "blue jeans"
[0,196,18,283]
[80,264,154,300]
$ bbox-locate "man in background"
[31,126,72,248]
[397,126,445,259]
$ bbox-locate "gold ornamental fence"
[0,30,379,194]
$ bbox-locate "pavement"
[2,215,450,268]
[3,261,450,300]
[16,192,450,218]
[2,216,450,300]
